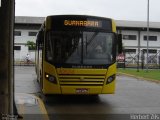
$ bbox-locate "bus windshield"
[46,31,114,66]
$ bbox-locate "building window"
[143,49,157,53]
[14,31,21,36]
[123,35,137,40]
[28,32,37,36]
[14,46,21,50]
[124,49,136,54]
[143,36,157,41]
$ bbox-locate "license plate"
[76,88,88,94]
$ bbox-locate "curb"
[117,72,160,84]
[15,93,49,120]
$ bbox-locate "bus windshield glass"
[46,31,114,65]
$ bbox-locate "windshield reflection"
[46,31,114,65]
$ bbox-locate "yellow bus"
[35,15,122,95]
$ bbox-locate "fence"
[117,50,160,69]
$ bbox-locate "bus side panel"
[112,20,117,32]
[42,61,61,94]
[101,63,116,94]
[35,48,41,83]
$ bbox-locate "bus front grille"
[58,74,105,86]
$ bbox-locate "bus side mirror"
[117,34,122,54]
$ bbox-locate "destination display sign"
[64,20,101,28]
[48,15,112,31]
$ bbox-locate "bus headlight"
[45,73,57,84]
[106,74,116,84]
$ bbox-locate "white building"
[14,16,160,64]
[14,16,44,62]
[116,20,160,65]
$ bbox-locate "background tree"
[26,41,36,50]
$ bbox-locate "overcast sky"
[15,0,160,22]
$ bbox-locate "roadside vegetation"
[117,68,160,81]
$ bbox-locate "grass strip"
[117,68,160,81]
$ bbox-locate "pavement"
[15,66,49,120]
[15,93,49,120]
[14,66,160,120]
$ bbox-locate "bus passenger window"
[47,51,53,61]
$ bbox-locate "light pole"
[146,0,149,72]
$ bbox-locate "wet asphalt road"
[15,66,160,120]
